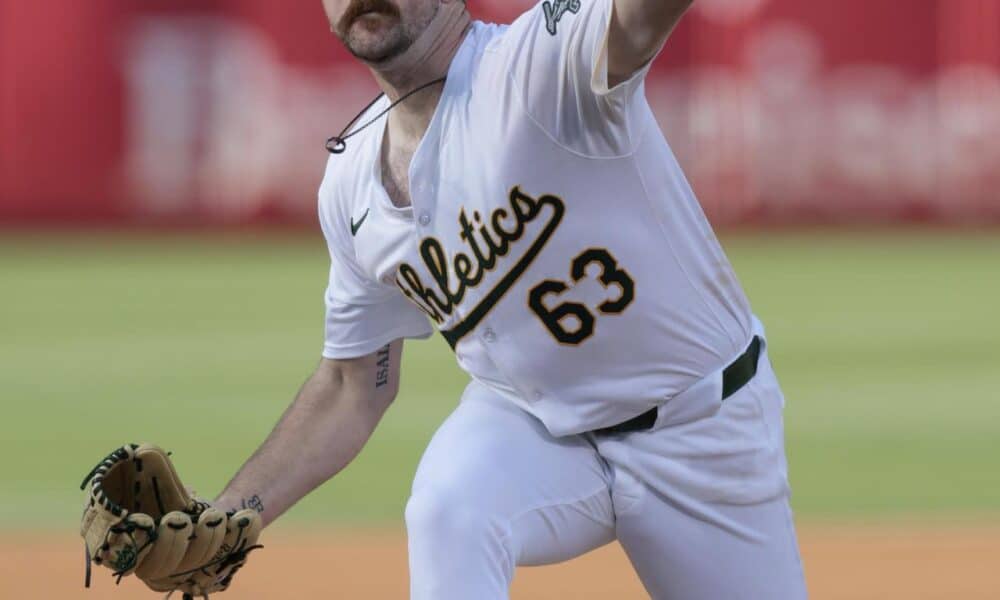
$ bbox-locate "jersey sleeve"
[319,188,434,360]
[498,0,661,156]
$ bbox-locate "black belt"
[594,335,762,436]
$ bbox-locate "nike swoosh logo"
[350,209,369,236]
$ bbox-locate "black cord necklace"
[325,77,447,154]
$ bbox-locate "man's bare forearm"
[215,341,403,525]
[608,0,695,86]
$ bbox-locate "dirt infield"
[3,522,997,599]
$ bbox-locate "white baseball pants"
[405,345,807,599]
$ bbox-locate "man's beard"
[337,0,435,64]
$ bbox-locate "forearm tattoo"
[375,344,391,389]
[239,494,265,514]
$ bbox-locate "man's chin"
[346,33,410,64]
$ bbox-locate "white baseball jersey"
[319,0,754,436]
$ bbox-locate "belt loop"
[721,335,761,401]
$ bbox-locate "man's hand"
[215,341,405,525]
[80,444,263,597]
[608,0,695,87]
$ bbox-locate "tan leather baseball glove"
[80,443,262,599]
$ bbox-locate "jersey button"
[482,328,497,343]
[418,212,431,226]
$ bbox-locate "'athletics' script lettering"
[396,187,565,347]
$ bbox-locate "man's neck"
[366,3,471,139]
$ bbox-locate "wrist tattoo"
[240,494,265,514]
[375,344,390,388]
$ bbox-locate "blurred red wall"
[1,0,998,225]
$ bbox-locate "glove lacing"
[163,512,264,599]
[82,445,156,588]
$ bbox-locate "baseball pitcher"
[86,0,809,598]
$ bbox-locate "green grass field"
[1,230,998,529]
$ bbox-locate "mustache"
[338,0,401,32]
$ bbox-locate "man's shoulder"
[476,7,538,56]
[318,97,389,203]
[324,96,389,172]
[318,155,358,215]
[470,1,594,87]
[317,124,383,241]
[480,0,596,51]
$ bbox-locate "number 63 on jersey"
[528,248,635,346]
